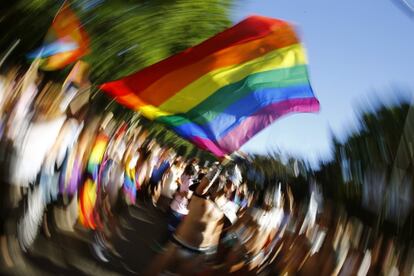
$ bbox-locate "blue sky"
[234,0,414,164]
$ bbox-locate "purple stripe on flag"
[191,136,227,157]
[173,84,315,141]
[216,97,320,153]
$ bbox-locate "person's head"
[238,182,248,196]
[159,148,170,160]
[168,150,176,160]
[225,179,235,194]
[183,164,197,178]
[199,166,208,174]
[198,166,225,199]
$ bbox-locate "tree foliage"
[0,0,234,83]
[0,0,235,158]
[317,95,414,236]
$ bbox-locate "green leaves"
[0,0,234,158]
[75,0,233,83]
[1,0,234,84]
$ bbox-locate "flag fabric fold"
[100,16,320,157]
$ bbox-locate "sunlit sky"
[234,0,414,164]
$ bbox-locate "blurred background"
[0,0,413,275]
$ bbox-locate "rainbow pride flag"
[100,16,319,157]
[79,133,108,229]
[28,2,89,70]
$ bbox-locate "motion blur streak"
[0,62,413,275]
[0,1,413,275]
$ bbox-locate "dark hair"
[183,164,197,177]
[198,172,206,181]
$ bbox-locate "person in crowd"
[158,158,182,212]
[135,141,151,199]
[166,164,198,238]
[143,141,161,191]
[189,157,200,172]
[148,148,172,206]
[218,184,285,275]
[145,162,242,275]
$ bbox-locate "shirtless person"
[145,163,240,275]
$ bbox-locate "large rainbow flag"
[100,16,319,157]
[28,2,89,70]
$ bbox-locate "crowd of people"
[145,168,414,275]
[0,63,413,276]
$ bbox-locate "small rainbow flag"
[79,133,108,229]
[100,16,319,157]
[29,2,89,70]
